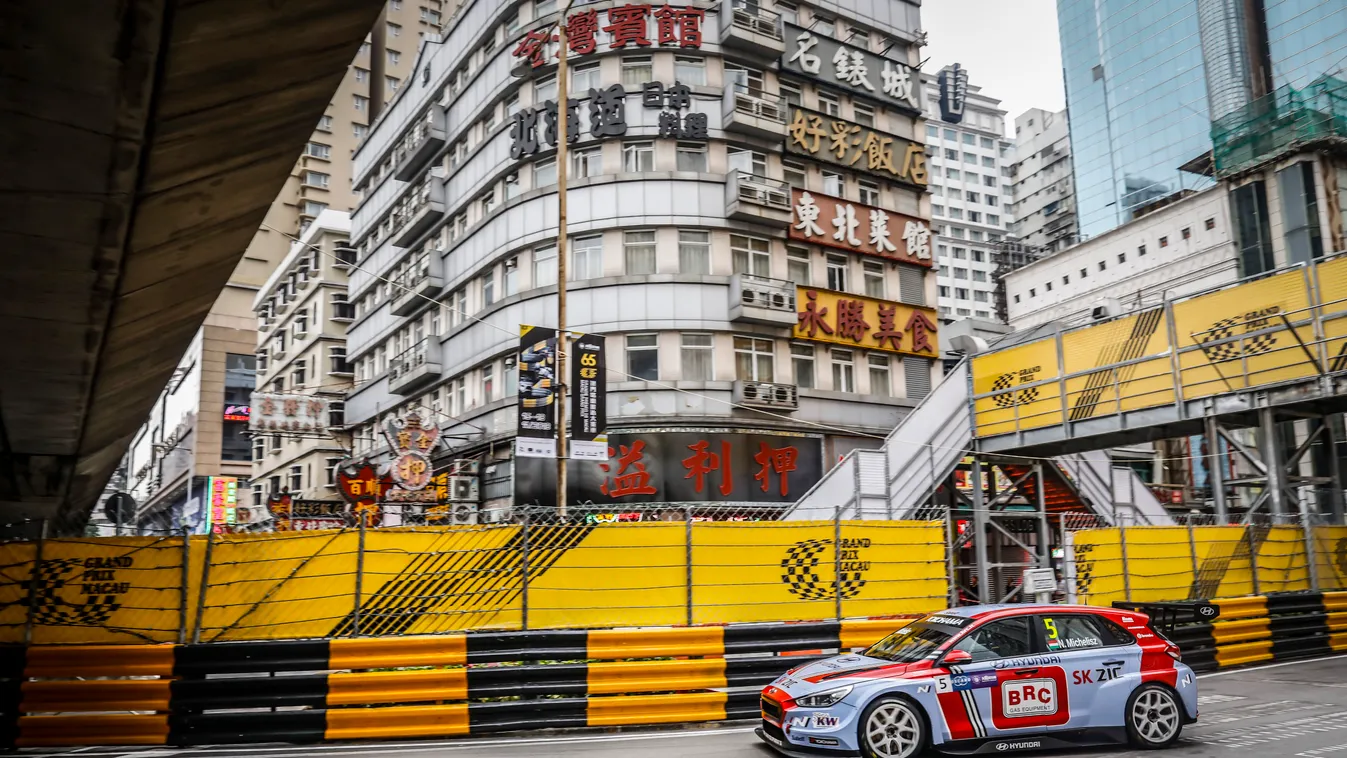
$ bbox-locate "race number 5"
[934,675,952,693]
[1043,618,1059,641]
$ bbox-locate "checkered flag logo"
[22,559,122,627]
[781,539,866,601]
[991,372,1039,408]
[1199,317,1277,364]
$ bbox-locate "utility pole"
[555,21,570,520]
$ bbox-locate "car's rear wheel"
[858,695,926,758]
[1125,683,1183,749]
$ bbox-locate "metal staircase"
[787,360,1174,525]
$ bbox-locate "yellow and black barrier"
[0,615,915,747]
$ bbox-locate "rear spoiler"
[1111,601,1220,636]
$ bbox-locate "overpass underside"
[0,0,383,535]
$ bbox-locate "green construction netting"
[1211,75,1347,177]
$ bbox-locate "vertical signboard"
[938,64,969,124]
[570,332,608,460]
[516,325,558,458]
[208,476,238,534]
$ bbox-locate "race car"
[757,603,1211,757]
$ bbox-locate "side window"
[952,617,1034,663]
[1039,614,1127,652]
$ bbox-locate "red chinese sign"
[794,286,940,358]
[383,412,441,492]
[513,3,705,68]
[789,189,932,267]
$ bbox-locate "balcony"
[330,301,356,322]
[725,171,791,225]
[722,85,787,139]
[718,3,783,58]
[388,339,442,395]
[334,245,357,269]
[392,176,446,248]
[733,380,799,411]
[394,106,448,182]
[390,252,444,316]
[729,273,797,326]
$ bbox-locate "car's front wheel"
[1125,683,1183,749]
[858,695,927,758]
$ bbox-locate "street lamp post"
[555,21,570,519]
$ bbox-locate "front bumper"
[756,726,860,757]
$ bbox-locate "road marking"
[1199,654,1347,679]
[1198,694,1247,705]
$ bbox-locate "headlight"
[794,685,853,708]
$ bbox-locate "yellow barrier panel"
[841,617,912,650]
[970,337,1062,437]
[1210,615,1270,644]
[328,669,468,706]
[1215,596,1269,621]
[17,715,169,747]
[325,704,470,740]
[1215,639,1273,668]
[587,691,728,726]
[587,626,724,660]
[530,523,686,630]
[587,658,727,695]
[20,680,171,713]
[329,635,467,669]
[23,644,175,678]
[1061,308,1172,422]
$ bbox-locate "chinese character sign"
[512,3,705,69]
[207,476,238,534]
[786,106,927,188]
[383,411,441,492]
[515,432,824,505]
[570,332,608,461]
[516,324,558,459]
[510,82,711,161]
[780,23,920,112]
[789,189,933,267]
[249,392,330,434]
[794,285,939,358]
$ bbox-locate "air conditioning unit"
[764,189,790,208]
[448,459,480,476]
[734,380,800,410]
[448,502,478,525]
[1091,297,1122,321]
[448,476,480,502]
[740,282,793,312]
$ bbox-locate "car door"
[936,615,1059,741]
[1034,612,1142,729]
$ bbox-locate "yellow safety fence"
[1069,524,1347,604]
[0,520,947,644]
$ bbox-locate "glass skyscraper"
[1058,0,1346,238]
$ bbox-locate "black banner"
[515,325,557,458]
[570,332,607,460]
[515,431,824,505]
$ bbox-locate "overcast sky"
[919,0,1066,137]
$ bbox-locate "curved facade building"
[343,0,933,520]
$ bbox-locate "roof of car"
[935,604,1131,621]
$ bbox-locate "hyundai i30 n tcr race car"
[757,603,1211,757]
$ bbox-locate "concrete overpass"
[1,0,384,535]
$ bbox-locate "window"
[572,235,603,280]
[1029,288,1036,297]
[783,160,807,187]
[926,124,940,138]
[480,363,495,403]
[734,336,775,381]
[1116,252,1126,264]
[252,436,265,462]
[674,56,706,85]
[974,290,989,302]
[953,267,968,279]
[822,170,843,196]
[1045,281,1053,292]
[1205,217,1216,231]
[626,334,659,380]
[967,211,981,223]
[353,123,368,141]
[982,156,995,168]
[726,147,767,177]
[965,191,979,203]
[1232,180,1275,276]
[317,115,333,132]
[1159,236,1169,248]
[852,103,875,127]
[944,148,958,161]
[534,74,556,103]
[1181,226,1192,241]
[302,200,327,216]
[533,244,558,287]
[289,465,304,492]
[858,180,880,206]
[1098,260,1107,271]
[504,257,518,296]
[386,76,400,91]
[867,354,890,397]
[572,61,600,92]
[983,175,997,187]
[780,82,802,108]
[480,190,496,217]
[863,261,885,297]
[623,141,655,173]
[505,173,520,200]
[572,147,601,178]
[388,50,400,66]
[506,94,520,117]
[972,271,987,282]
[831,349,855,392]
[943,128,956,141]
[621,56,653,88]
[1013,294,1021,304]
[787,247,811,285]
[306,142,331,159]
[679,230,710,274]
[986,196,999,207]
[482,268,496,305]
[534,157,556,186]
[951,616,1033,663]
[1062,275,1070,285]
[826,254,848,291]
[1038,614,1131,651]
[955,287,969,299]
[987,214,1000,226]
[291,359,307,389]
[971,250,985,262]
[818,91,840,116]
[303,171,330,188]
[962,152,976,164]
[792,344,815,389]
[946,168,960,180]
[534,0,557,14]
[731,234,771,277]
[676,142,707,172]
[355,67,369,83]
[962,133,976,145]
[680,333,714,380]
[981,136,994,149]
[932,205,945,217]
[625,230,656,274]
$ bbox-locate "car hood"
[767,654,933,696]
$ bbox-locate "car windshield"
[863,619,958,662]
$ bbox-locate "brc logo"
[1003,678,1057,716]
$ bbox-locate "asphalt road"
[30,656,1347,758]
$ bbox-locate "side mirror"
[942,649,973,666]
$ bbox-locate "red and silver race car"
[758,603,1213,757]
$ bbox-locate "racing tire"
[1124,683,1183,749]
[857,695,928,758]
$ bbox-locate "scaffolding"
[1212,75,1347,177]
